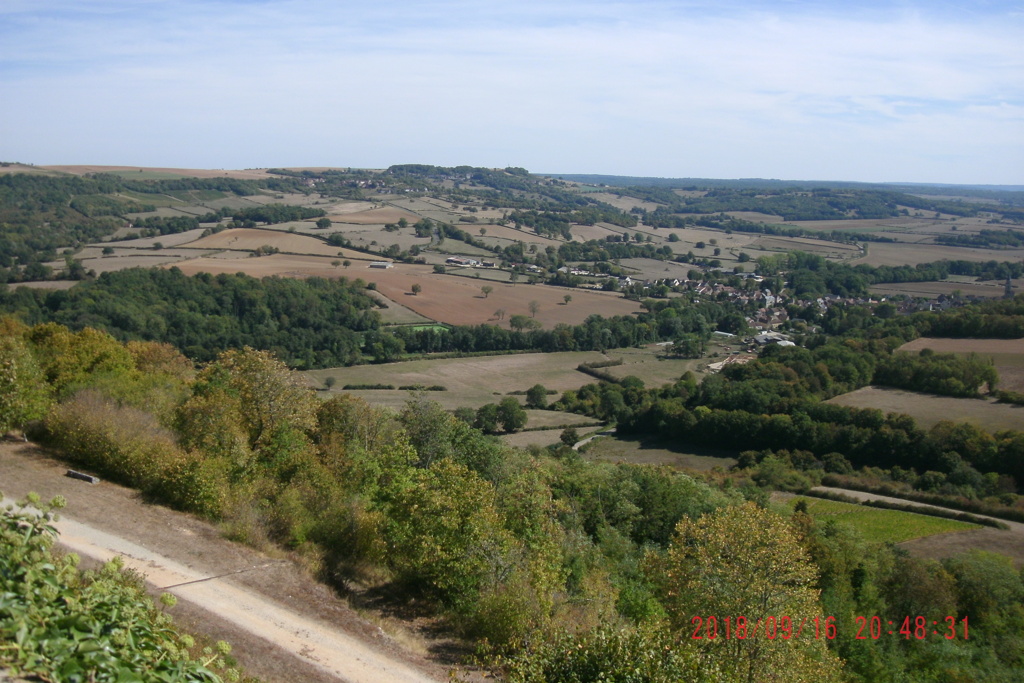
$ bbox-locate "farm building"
[369,261,394,269]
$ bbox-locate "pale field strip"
[826,386,1024,432]
[328,207,422,225]
[870,280,1023,300]
[585,192,662,213]
[10,280,78,290]
[854,242,1024,267]
[101,229,208,249]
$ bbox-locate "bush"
[0,495,239,682]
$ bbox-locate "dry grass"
[899,338,1024,393]
[583,434,737,471]
[827,386,1024,432]
[871,280,1023,300]
[366,291,433,325]
[854,242,1024,267]
[10,280,78,291]
[180,228,349,257]
[569,224,623,242]
[305,350,612,410]
[328,207,422,225]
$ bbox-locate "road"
[1,443,444,683]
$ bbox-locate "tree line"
[3,319,1021,682]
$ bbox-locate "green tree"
[316,217,332,229]
[411,283,422,295]
[178,347,318,469]
[497,397,528,432]
[563,294,572,305]
[481,285,493,298]
[381,458,516,611]
[475,403,500,433]
[529,300,539,317]
[0,334,52,433]
[525,384,548,409]
[647,503,842,683]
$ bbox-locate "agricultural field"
[870,279,1023,300]
[826,386,1024,432]
[179,227,360,258]
[570,224,623,242]
[585,192,662,213]
[366,290,433,324]
[305,350,613,410]
[327,206,421,225]
[501,424,605,450]
[747,236,863,261]
[853,241,1024,267]
[582,434,738,471]
[597,344,710,387]
[899,337,1024,393]
[781,496,979,544]
[616,257,702,282]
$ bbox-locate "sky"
[1,1,1021,185]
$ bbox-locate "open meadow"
[827,386,1024,432]
[305,350,611,409]
[582,434,738,471]
[899,337,1024,393]
[870,279,1024,300]
[179,227,365,258]
[854,241,1024,267]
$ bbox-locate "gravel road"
[1,442,445,683]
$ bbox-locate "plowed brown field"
[181,228,351,257]
[172,257,642,326]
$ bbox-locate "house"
[369,261,393,269]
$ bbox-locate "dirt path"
[0,442,445,683]
[811,486,1024,567]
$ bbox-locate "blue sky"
[1,1,1021,184]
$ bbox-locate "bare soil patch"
[826,386,1024,432]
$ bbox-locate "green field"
[786,497,979,544]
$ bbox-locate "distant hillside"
[546,174,1024,205]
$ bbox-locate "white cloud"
[0,1,1020,183]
